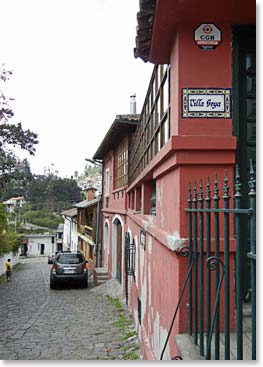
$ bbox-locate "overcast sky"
[0,0,153,178]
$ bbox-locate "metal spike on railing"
[248,159,256,196]
[223,169,230,359]
[187,181,193,337]
[193,179,198,346]
[223,170,230,199]
[188,183,192,203]
[199,178,204,356]
[234,164,242,198]
[248,158,256,360]
[199,179,204,201]
[213,173,220,359]
[234,163,243,359]
[214,174,219,200]
[193,180,197,202]
[205,175,212,359]
[206,177,211,201]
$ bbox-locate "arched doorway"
[112,216,123,284]
[104,221,110,269]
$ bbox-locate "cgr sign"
[194,23,221,50]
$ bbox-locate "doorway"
[40,244,45,255]
[233,25,256,300]
[112,216,123,284]
[116,221,122,283]
[104,221,109,269]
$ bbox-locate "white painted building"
[61,208,78,252]
[56,223,64,252]
[3,196,25,214]
[25,234,55,256]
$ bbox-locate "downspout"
[97,161,104,267]
[95,197,101,267]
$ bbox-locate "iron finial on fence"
[188,183,192,203]
[214,174,219,200]
[206,177,211,201]
[223,170,229,199]
[199,179,204,201]
[234,164,242,198]
[249,159,256,197]
[193,181,197,202]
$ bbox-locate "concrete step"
[97,274,108,281]
[175,330,253,360]
[94,267,109,286]
[95,267,108,275]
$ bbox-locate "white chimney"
[130,94,137,114]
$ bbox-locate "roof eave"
[134,0,156,63]
[93,114,140,160]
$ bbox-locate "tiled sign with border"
[182,88,232,118]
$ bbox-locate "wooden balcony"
[129,64,170,184]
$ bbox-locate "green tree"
[0,159,33,201]
[27,174,81,212]
[0,65,38,190]
[0,203,22,255]
[24,209,63,230]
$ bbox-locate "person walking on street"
[5,258,11,282]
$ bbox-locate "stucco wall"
[27,236,54,256]
[101,23,238,360]
[127,214,183,360]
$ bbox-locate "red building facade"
[93,0,255,360]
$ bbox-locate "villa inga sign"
[182,88,232,118]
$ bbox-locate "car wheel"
[50,280,56,289]
[81,280,88,288]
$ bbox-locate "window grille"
[114,136,128,189]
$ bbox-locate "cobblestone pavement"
[0,257,140,360]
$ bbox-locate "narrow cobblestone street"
[0,257,139,360]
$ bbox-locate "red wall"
[125,21,238,360]
[99,10,255,359]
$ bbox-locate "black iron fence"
[187,161,256,360]
[160,160,256,360]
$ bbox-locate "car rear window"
[56,254,84,264]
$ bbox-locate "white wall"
[63,216,78,252]
[0,252,19,276]
[27,236,54,256]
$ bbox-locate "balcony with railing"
[129,64,170,184]
[84,225,93,240]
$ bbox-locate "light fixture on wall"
[128,240,136,278]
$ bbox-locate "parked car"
[48,253,55,264]
[50,251,88,289]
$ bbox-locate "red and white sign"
[194,23,221,50]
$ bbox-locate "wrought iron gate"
[160,161,256,360]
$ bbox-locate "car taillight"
[52,263,56,273]
[83,263,87,272]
